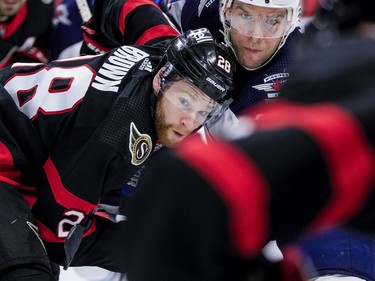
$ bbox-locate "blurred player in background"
[0,0,54,68]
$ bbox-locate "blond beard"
[154,97,174,148]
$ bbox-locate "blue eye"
[266,17,280,27]
[195,111,209,124]
[179,97,190,109]
[240,12,252,20]
[198,111,209,117]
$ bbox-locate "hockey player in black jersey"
[0,28,235,280]
[80,0,180,55]
[0,0,54,68]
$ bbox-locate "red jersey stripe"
[0,141,22,187]
[119,0,160,35]
[82,32,111,53]
[135,25,179,45]
[44,158,98,212]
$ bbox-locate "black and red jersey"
[80,0,180,55]
[0,43,164,251]
[0,0,54,68]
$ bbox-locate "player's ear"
[153,67,165,96]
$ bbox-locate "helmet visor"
[159,78,229,128]
[226,3,293,38]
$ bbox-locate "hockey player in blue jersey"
[174,0,302,114]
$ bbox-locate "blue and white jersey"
[229,33,299,115]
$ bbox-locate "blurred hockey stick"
[75,0,92,22]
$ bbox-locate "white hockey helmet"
[220,0,302,70]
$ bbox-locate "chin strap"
[149,90,159,118]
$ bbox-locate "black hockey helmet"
[161,28,236,105]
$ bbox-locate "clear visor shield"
[226,4,293,39]
[159,79,228,129]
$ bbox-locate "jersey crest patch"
[252,72,289,99]
[129,122,152,166]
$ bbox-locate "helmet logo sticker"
[206,77,226,92]
[129,122,152,166]
[189,28,214,43]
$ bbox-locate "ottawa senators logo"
[129,122,152,166]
